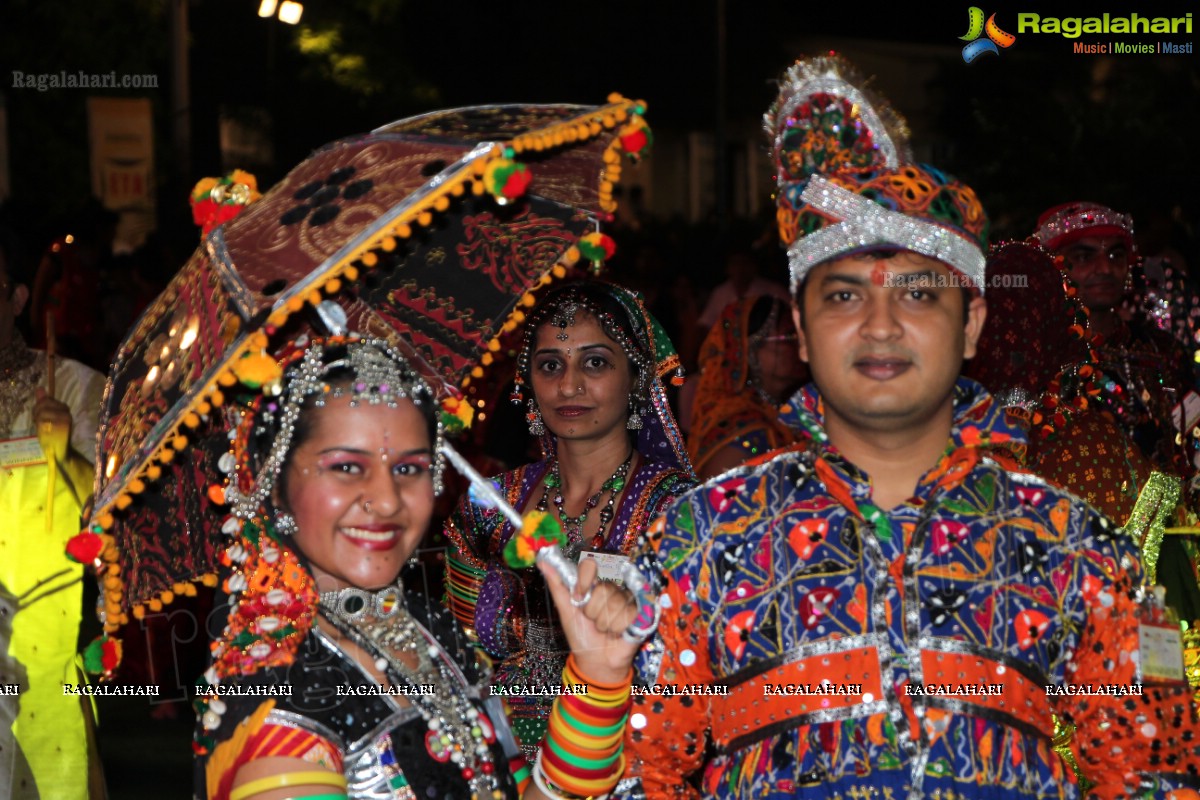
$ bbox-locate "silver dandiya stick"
[440,442,579,593]
[441,441,659,641]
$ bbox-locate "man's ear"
[11,284,28,317]
[961,295,987,360]
[791,305,809,364]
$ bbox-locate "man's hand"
[33,387,72,462]
[33,387,95,509]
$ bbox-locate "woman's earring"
[527,400,546,436]
[626,400,643,431]
[275,512,297,537]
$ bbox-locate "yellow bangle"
[563,655,633,693]
[230,771,347,800]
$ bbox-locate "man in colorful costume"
[0,236,104,799]
[1033,202,1197,482]
[613,56,1199,800]
[1034,203,1200,621]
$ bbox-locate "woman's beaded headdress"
[225,335,445,519]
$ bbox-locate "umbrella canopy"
[80,98,650,635]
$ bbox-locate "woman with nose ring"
[194,336,644,800]
[443,281,696,757]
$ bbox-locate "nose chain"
[536,451,633,553]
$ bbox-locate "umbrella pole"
[44,313,55,535]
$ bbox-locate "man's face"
[793,252,986,436]
[0,254,26,347]
[1058,235,1129,312]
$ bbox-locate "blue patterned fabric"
[617,379,1200,800]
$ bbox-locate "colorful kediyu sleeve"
[1047,540,1200,797]
[619,505,713,800]
[441,466,529,656]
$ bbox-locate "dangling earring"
[275,512,297,537]
[626,400,643,430]
[527,400,546,436]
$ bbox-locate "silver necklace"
[319,593,500,799]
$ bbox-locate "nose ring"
[362,500,372,513]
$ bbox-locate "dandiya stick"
[45,312,56,534]
[441,441,661,643]
[440,441,579,593]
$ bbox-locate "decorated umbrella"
[69,97,652,671]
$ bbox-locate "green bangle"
[556,702,627,738]
[446,553,486,578]
[545,734,621,771]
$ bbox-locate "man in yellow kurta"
[0,242,104,799]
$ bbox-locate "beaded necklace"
[0,335,40,438]
[536,451,632,552]
[319,588,501,800]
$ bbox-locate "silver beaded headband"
[227,337,445,519]
[788,175,987,295]
[1033,203,1134,250]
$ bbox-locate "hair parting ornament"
[225,336,445,519]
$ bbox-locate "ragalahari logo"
[960,7,1016,62]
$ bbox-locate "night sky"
[2,0,1198,246]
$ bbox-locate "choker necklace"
[319,582,405,623]
[536,451,633,552]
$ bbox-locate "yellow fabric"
[1,451,89,799]
[206,700,276,800]
[1,354,103,800]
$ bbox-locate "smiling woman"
[442,281,696,756]
[280,394,435,589]
[195,339,526,800]
[194,336,644,800]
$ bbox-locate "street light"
[278,1,303,24]
[258,0,303,24]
